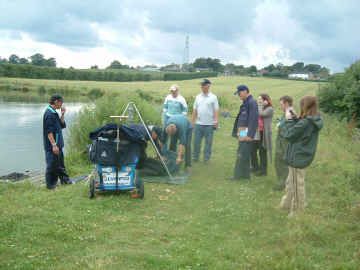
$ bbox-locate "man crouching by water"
[43,94,72,189]
[230,85,259,180]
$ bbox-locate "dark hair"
[260,93,272,107]
[201,78,212,86]
[279,95,293,106]
[49,94,63,105]
[151,126,162,137]
[300,96,319,118]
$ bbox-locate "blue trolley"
[88,116,145,199]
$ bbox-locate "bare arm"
[214,109,219,127]
[48,133,59,155]
[177,144,185,164]
[192,109,197,125]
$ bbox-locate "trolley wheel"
[134,170,144,199]
[89,176,96,199]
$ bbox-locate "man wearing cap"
[231,85,259,180]
[192,79,219,163]
[163,84,188,125]
[43,94,71,189]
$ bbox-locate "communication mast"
[182,35,190,69]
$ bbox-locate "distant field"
[0,76,321,105]
[1,76,359,269]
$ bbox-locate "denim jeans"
[192,124,214,161]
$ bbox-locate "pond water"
[0,102,82,175]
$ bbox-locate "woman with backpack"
[279,96,323,216]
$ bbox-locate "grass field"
[0,75,320,103]
[0,76,359,269]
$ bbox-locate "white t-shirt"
[193,92,219,125]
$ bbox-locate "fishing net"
[139,150,189,185]
[123,102,190,185]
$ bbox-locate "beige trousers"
[280,166,306,215]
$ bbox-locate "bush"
[318,60,360,126]
[0,63,162,82]
[87,88,104,100]
[184,95,196,114]
[135,89,154,102]
[37,85,46,95]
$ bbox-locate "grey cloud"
[0,0,128,47]
[140,0,260,41]
[0,0,359,71]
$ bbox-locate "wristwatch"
[52,143,57,147]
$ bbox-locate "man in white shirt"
[191,79,219,162]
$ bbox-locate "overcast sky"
[0,0,359,72]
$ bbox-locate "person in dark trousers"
[231,85,259,180]
[251,94,274,176]
[273,95,293,191]
[279,96,323,216]
[163,114,192,170]
[43,94,71,189]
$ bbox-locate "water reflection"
[0,102,82,175]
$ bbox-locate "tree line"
[0,53,56,67]
[0,53,330,82]
[0,63,160,82]
[188,57,330,79]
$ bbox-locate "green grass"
[0,75,321,104]
[0,76,359,269]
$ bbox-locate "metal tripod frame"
[120,102,174,180]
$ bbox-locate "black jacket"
[232,95,259,138]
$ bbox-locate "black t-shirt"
[43,106,66,151]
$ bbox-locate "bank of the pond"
[0,102,83,175]
[0,112,359,269]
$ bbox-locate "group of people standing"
[43,78,323,216]
[230,85,323,216]
[161,79,219,169]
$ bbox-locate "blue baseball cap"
[234,85,249,95]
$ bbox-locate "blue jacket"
[43,105,66,151]
[163,115,192,146]
[232,95,259,139]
